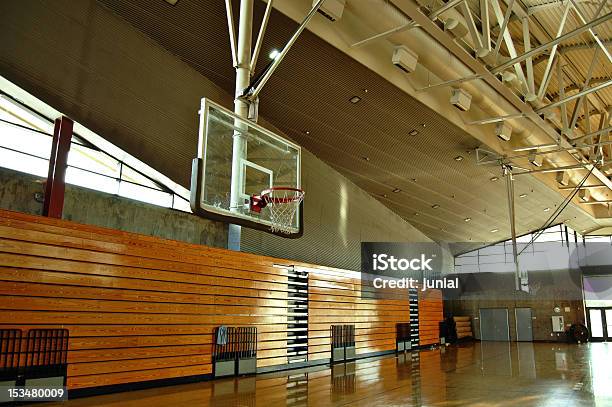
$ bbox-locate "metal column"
[504,167,521,291]
[228,0,254,251]
[43,116,73,219]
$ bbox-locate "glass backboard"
[191,98,302,237]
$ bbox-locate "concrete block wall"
[0,167,227,248]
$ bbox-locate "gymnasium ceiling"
[99,0,612,243]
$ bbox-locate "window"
[453,224,593,273]
[0,89,190,212]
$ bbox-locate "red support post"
[42,116,73,218]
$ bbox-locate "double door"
[587,308,612,341]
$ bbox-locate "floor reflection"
[43,342,612,407]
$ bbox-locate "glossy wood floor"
[47,341,612,407]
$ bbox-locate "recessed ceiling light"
[464,217,471,222]
[304,130,310,135]
[490,228,499,233]
[543,207,550,212]
[432,204,440,209]
[349,96,362,104]
[411,178,417,182]
[414,212,419,216]
[454,155,463,161]
[490,176,499,181]
[382,194,388,198]
[363,88,369,93]
[519,193,527,198]
[421,123,426,128]
[164,0,179,4]
[408,129,419,136]
[269,49,280,59]
[392,188,401,193]
[362,156,370,161]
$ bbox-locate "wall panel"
[0,209,440,390]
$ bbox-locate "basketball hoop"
[250,187,304,234]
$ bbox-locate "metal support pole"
[228,0,254,251]
[504,167,521,291]
[43,116,73,218]
[245,0,325,101]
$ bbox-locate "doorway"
[587,308,612,341]
[515,307,533,342]
[479,308,510,341]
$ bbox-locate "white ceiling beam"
[572,125,612,144]
[557,59,569,133]
[559,184,607,190]
[492,0,514,60]
[480,0,491,55]
[536,2,571,100]
[543,80,611,114]
[528,0,604,15]
[459,2,483,50]
[351,21,418,48]
[469,81,612,124]
[522,17,535,97]
[490,11,611,74]
[570,0,612,64]
[429,0,465,19]
[491,0,527,94]
[533,40,612,66]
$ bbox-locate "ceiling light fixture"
[464,217,471,222]
[490,176,499,181]
[362,156,370,161]
[519,193,527,198]
[382,194,388,198]
[269,49,280,60]
[432,204,440,209]
[490,228,499,233]
[454,155,464,161]
[164,0,179,4]
[392,188,401,193]
[543,207,550,212]
[408,129,419,136]
[349,96,362,104]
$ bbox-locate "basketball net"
[262,189,304,234]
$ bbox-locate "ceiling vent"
[315,0,345,21]
[495,122,512,141]
[450,88,472,111]
[528,153,543,167]
[556,171,569,186]
[392,46,418,74]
